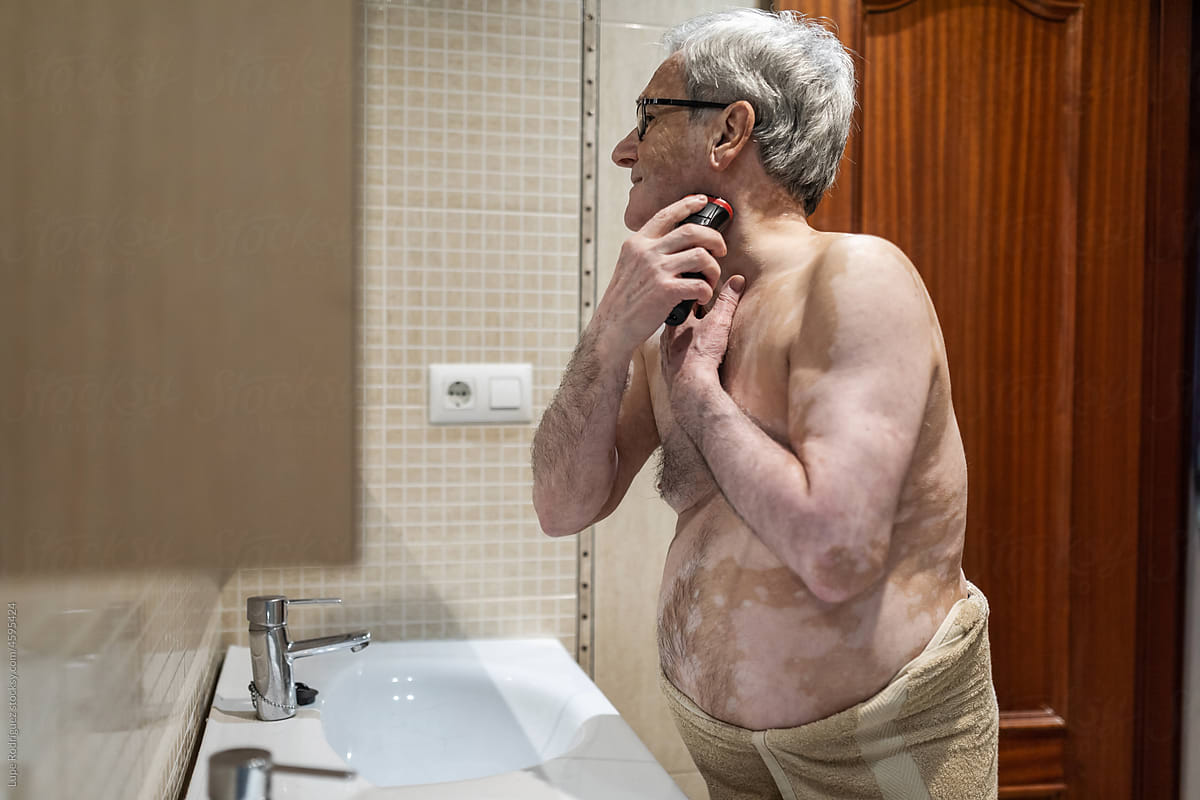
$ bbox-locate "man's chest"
[646,308,801,451]
[642,313,800,510]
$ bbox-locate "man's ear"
[709,100,755,171]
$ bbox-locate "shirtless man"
[532,10,997,799]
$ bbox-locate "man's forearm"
[669,375,827,581]
[531,325,633,535]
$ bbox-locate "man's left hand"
[660,275,746,399]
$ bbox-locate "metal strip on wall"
[576,0,599,677]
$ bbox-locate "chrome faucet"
[246,595,370,721]
[208,747,355,800]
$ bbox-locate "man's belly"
[657,502,966,730]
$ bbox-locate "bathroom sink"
[312,640,613,786]
[189,638,686,799]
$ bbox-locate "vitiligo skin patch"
[646,232,969,731]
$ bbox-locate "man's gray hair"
[663,9,856,216]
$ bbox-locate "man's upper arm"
[787,236,933,598]
[588,341,661,526]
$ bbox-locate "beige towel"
[661,583,999,800]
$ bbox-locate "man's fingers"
[700,274,744,321]
[643,194,710,237]
[679,275,716,309]
[713,274,746,308]
[657,224,727,258]
[667,249,722,295]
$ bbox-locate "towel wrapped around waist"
[660,582,998,800]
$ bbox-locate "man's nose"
[611,127,638,168]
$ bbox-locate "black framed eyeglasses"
[636,98,731,140]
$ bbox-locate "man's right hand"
[592,194,727,355]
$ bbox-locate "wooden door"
[778,1,1193,797]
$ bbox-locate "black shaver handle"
[665,199,733,326]
[664,275,706,326]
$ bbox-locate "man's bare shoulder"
[804,232,924,307]
[756,232,919,294]
[813,232,917,279]
[796,232,933,367]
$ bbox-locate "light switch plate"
[488,377,522,410]
[428,363,533,424]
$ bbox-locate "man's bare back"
[645,230,969,730]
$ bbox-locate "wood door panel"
[1068,0,1152,796]
[859,0,1082,715]
[781,0,1183,797]
[999,709,1068,796]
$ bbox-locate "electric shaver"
[664,196,734,326]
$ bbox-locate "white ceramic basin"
[189,638,686,799]
[311,640,614,786]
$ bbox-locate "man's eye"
[644,114,656,125]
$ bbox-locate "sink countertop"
[184,639,687,800]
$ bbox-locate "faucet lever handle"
[208,748,354,800]
[274,763,356,779]
[246,595,342,627]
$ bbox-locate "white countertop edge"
[343,756,688,799]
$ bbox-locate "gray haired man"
[532,10,998,799]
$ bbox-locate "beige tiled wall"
[5,5,582,800]
[590,4,760,799]
[219,0,583,651]
[4,571,224,800]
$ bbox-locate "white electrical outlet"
[445,380,474,409]
[428,363,532,425]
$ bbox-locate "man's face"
[612,54,708,231]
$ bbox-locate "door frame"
[1139,2,1195,798]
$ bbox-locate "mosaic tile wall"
[219,0,583,649]
[4,571,223,800]
[4,4,585,799]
